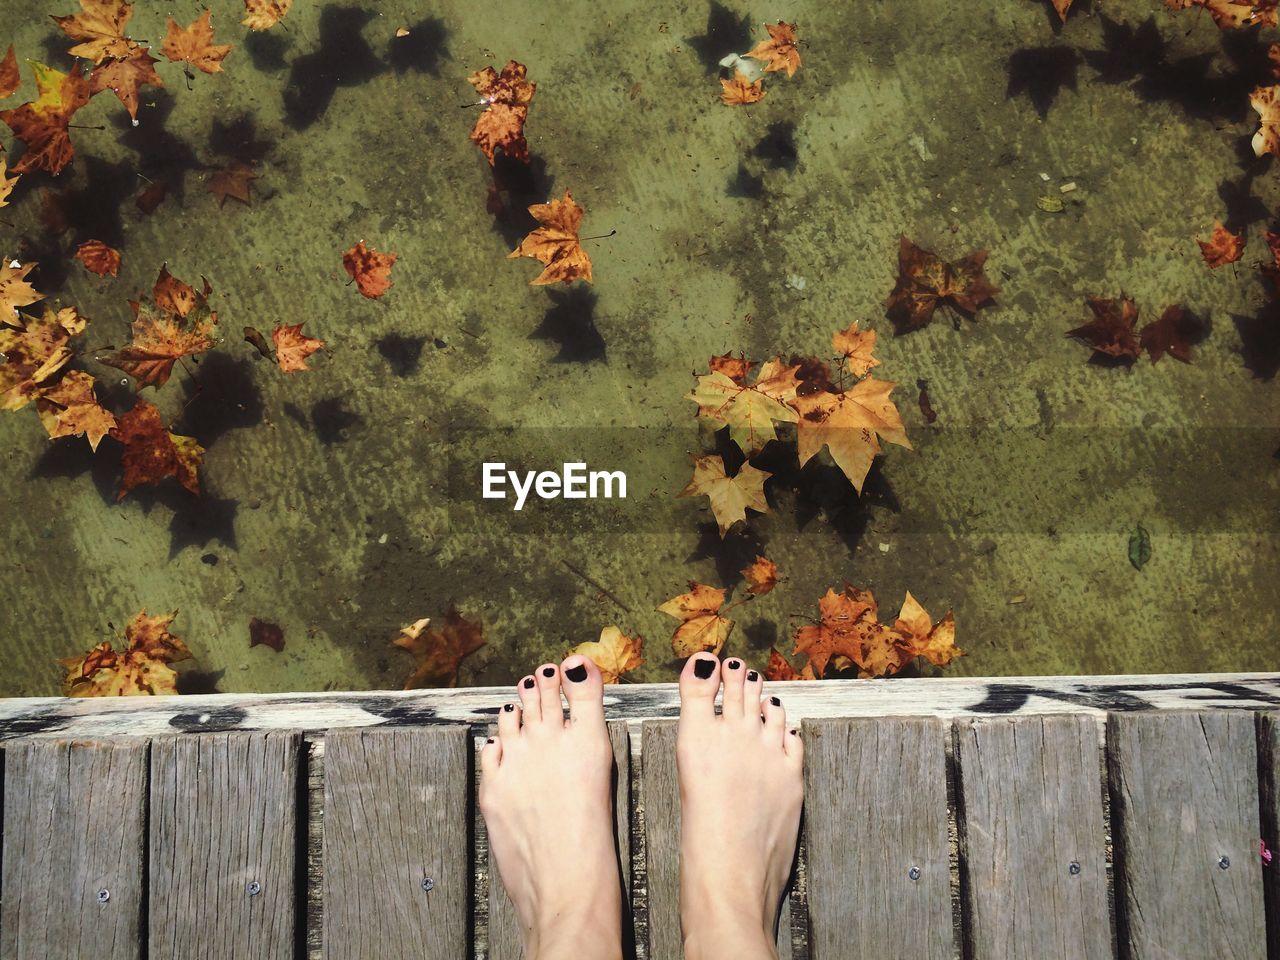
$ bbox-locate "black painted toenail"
[487,737,495,743]
[503,703,515,712]
[770,696,781,706]
[746,670,759,682]
[565,664,588,682]
[542,666,555,677]
[790,729,799,736]
[693,658,715,679]
[523,677,535,689]
[726,660,741,670]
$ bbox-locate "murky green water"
[1,0,1277,698]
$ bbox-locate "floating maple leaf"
[678,454,771,537]
[89,46,163,121]
[0,259,43,318]
[568,625,644,683]
[52,0,137,64]
[1198,220,1244,268]
[509,189,594,285]
[794,584,919,679]
[162,11,232,75]
[885,235,1000,333]
[0,304,82,410]
[794,375,911,494]
[0,61,92,175]
[111,398,204,500]
[242,0,292,31]
[74,239,121,277]
[832,320,879,376]
[1067,295,1142,362]
[59,608,192,696]
[103,267,218,387]
[0,46,18,98]
[467,60,536,165]
[272,322,324,373]
[746,20,801,77]
[688,357,800,455]
[34,369,115,450]
[894,591,961,668]
[1251,85,1280,157]
[1139,305,1201,364]
[0,153,17,207]
[393,607,485,688]
[720,69,766,105]
[658,582,734,657]
[1051,0,1075,22]
[342,240,397,298]
[709,352,757,383]
[765,647,816,681]
[207,160,257,207]
[740,555,779,595]
[1167,0,1276,28]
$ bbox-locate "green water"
[1,0,1277,698]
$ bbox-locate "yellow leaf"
[678,454,770,537]
[569,626,644,683]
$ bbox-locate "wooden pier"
[2,672,1279,959]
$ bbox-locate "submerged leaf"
[393,607,485,688]
[342,240,397,298]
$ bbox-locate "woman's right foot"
[676,653,804,960]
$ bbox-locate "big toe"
[678,653,721,722]
[561,654,605,725]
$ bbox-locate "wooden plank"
[803,717,952,960]
[1,738,147,960]
[149,732,300,960]
[2,673,1278,740]
[488,720,632,960]
[954,715,1111,959]
[642,720,680,960]
[323,726,469,960]
[1260,713,1280,959]
[1108,711,1265,959]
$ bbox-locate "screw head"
[907,866,921,881]
[421,877,434,892]
[246,881,261,896]
[1219,856,1231,870]
[1068,861,1081,876]
[96,888,110,904]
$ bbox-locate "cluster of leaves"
[1067,296,1204,364]
[719,20,802,106]
[60,609,192,696]
[1053,0,1276,27]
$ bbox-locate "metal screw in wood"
[421,877,435,892]
[1218,856,1230,870]
[1069,861,1081,875]
[907,866,920,881]
[246,880,261,896]
[96,888,110,904]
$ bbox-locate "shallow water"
[1,0,1277,698]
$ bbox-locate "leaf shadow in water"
[531,286,606,363]
[686,1,754,74]
[282,5,387,131]
[487,153,553,248]
[387,15,450,74]
[1006,46,1079,118]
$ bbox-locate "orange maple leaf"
[832,320,879,377]
[1066,295,1142,362]
[110,398,203,500]
[74,238,121,276]
[52,0,137,64]
[0,61,92,175]
[35,369,116,450]
[1052,0,1075,21]
[0,45,19,98]
[0,150,19,207]
[392,607,485,688]
[509,189,594,285]
[720,69,766,105]
[678,454,771,537]
[894,591,962,668]
[207,159,257,207]
[709,352,758,383]
[658,581,735,657]
[1197,220,1244,268]
[162,11,232,75]
[765,647,816,681]
[0,304,83,411]
[1168,0,1276,28]
[794,584,914,679]
[59,608,193,696]
[740,555,779,595]
[102,267,218,388]
[568,625,645,683]
[342,240,397,298]
[1251,84,1280,157]
[272,322,325,373]
[745,21,801,77]
[794,376,911,494]
[89,46,163,121]
[886,235,1000,333]
[242,0,293,31]
[467,60,536,165]
[0,258,44,317]
[688,357,801,455]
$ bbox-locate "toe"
[516,674,540,722]
[784,725,804,764]
[560,653,605,725]
[535,663,565,726]
[720,656,746,715]
[761,693,787,744]
[497,699,522,739]
[679,653,721,721]
[480,735,502,774]
[743,666,765,718]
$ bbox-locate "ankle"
[526,901,622,960]
[683,913,777,960]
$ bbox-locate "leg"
[479,655,623,960]
[677,654,804,960]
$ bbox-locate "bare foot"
[479,655,623,960]
[677,653,804,960]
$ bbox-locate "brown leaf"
[508,189,593,285]
[1066,295,1142,362]
[894,591,961,668]
[243,325,273,359]
[467,60,535,165]
[793,376,911,494]
[740,555,779,595]
[1197,220,1244,268]
[74,238,121,276]
[52,0,137,64]
[162,11,232,75]
[1139,304,1201,364]
[708,352,757,383]
[34,369,116,450]
[0,148,17,207]
[135,179,167,214]
[568,626,644,683]
[342,240,397,298]
[242,0,293,31]
[103,268,218,388]
[393,607,485,688]
[0,62,92,175]
[678,454,770,537]
[207,160,257,207]
[745,20,801,77]
[110,398,204,500]
[764,647,816,681]
[89,45,162,121]
[886,235,999,333]
[1251,84,1280,157]
[59,608,193,696]
[720,69,766,105]
[658,581,734,657]
[272,322,324,373]
[0,259,44,318]
[688,357,800,455]
[0,45,19,98]
[249,617,285,652]
[831,320,879,376]
[0,304,81,411]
